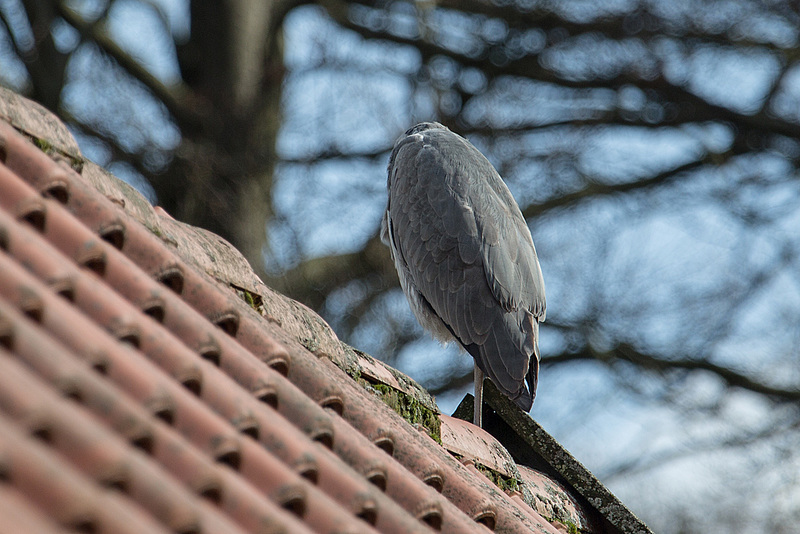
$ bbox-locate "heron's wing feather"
[388,136,486,340]
[472,178,546,321]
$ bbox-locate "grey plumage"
[381,122,546,420]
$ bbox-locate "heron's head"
[404,122,449,136]
[387,122,454,186]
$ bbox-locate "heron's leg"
[473,364,484,428]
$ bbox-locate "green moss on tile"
[29,135,84,172]
[473,462,519,493]
[348,367,362,383]
[300,336,320,354]
[231,286,267,319]
[548,518,579,534]
[33,137,52,153]
[449,452,521,494]
[347,369,441,444]
[454,454,517,493]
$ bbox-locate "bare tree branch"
[55,1,202,128]
[523,153,713,218]
[601,413,800,481]
[545,342,800,402]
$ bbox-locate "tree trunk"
[160,0,287,274]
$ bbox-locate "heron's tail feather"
[514,354,538,411]
[461,309,540,413]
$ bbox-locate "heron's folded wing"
[388,132,536,399]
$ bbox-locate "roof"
[0,85,652,534]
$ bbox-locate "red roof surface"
[0,87,650,534]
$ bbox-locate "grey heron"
[381,122,546,427]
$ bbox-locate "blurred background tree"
[3,1,800,532]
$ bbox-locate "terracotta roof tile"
[0,88,651,534]
[0,484,70,534]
